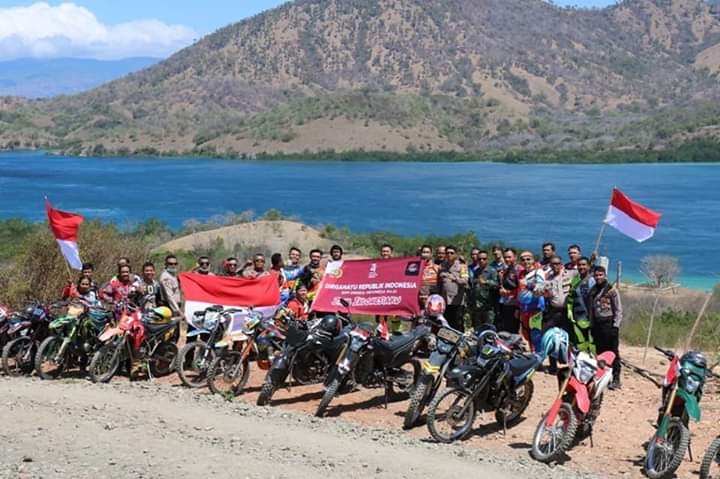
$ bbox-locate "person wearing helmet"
[133,261,169,313]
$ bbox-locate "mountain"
[0,58,160,98]
[3,0,720,158]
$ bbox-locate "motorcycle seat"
[509,354,542,376]
[143,319,178,336]
[498,332,524,349]
[374,333,417,354]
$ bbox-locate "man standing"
[222,257,240,277]
[498,249,520,333]
[242,253,269,279]
[469,250,498,330]
[566,256,596,353]
[380,244,393,259]
[300,249,325,300]
[192,256,213,275]
[468,248,482,280]
[565,245,582,271]
[490,246,506,274]
[589,266,623,390]
[135,262,168,312]
[329,245,343,262]
[541,243,556,268]
[439,246,469,332]
[100,264,138,303]
[517,252,545,350]
[434,245,447,266]
[81,262,98,292]
[419,245,440,307]
[160,254,183,318]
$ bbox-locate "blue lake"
[1,151,718,290]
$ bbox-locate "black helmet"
[317,315,341,339]
[681,351,707,370]
[23,302,46,322]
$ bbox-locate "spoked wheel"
[389,359,421,398]
[149,343,178,378]
[495,380,534,426]
[176,341,214,388]
[89,342,122,383]
[531,402,578,463]
[700,436,720,479]
[644,418,689,479]
[426,388,476,443]
[2,337,35,376]
[207,354,250,397]
[403,374,433,430]
[34,336,65,380]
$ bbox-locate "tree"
[640,255,680,288]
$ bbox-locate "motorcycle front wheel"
[176,341,213,388]
[644,417,689,479]
[426,388,476,443]
[495,379,534,426]
[403,374,433,430]
[89,341,122,383]
[700,436,720,479]
[206,353,250,397]
[531,402,577,463]
[35,336,65,380]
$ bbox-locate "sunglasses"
[521,257,533,261]
[167,262,178,266]
[199,262,210,266]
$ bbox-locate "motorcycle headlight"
[684,374,701,394]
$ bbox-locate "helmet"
[541,327,569,362]
[680,351,707,370]
[152,306,173,321]
[317,315,341,338]
[23,303,47,322]
[425,294,446,317]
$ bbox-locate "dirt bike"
[2,301,52,376]
[88,303,179,383]
[700,427,720,478]
[0,304,22,351]
[175,305,230,388]
[644,347,707,479]
[206,308,286,398]
[426,328,541,443]
[530,348,615,463]
[257,310,352,406]
[314,319,431,418]
[35,301,113,379]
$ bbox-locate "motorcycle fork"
[657,383,679,439]
[56,324,77,362]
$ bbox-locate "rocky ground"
[2,344,718,479]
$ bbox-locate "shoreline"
[3,140,720,165]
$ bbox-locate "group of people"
[61,240,623,389]
[418,242,622,390]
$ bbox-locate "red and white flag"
[603,188,662,242]
[179,272,281,328]
[45,199,84,270]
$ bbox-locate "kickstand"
[502,415,507,437]
[589,425,594,448]
[383,382,389,409]
[689,440,694,462]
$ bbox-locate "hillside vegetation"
[3,0,720,159]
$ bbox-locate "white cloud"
[0,2,197,60]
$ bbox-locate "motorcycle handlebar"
[654,346,674,359]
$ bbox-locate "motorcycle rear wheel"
[207,354,250,397]
[35,336,65,380]
[149,343,178,378]
[89,342,121,383]
[176,341,213,388]
[2,336,35,376]
[644,417,689,479]
[426,388,476,443]
[531,402,577,463]
[389,359,421,399]
[700,436,720,479]
[495,379,534,426]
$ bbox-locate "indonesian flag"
[603,188,662,242]
[45,199,84,270]
[179,272,281,330]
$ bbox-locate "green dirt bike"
[644,347,707,479]
[34,301,113,379]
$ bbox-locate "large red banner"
[311,257,424,317]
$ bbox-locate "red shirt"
[287,298,308,321]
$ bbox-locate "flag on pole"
[603,188,662,242]
[45,199,84,270]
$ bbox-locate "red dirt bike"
[530,349,615,463]
[89,303,179,382]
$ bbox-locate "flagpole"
[593,187,615,258]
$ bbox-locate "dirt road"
[0,377,591,479]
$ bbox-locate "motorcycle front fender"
[544,398,564,427]
[568,376,591,414]
[186,329,210,338]
[99,326,122,343]
[676,388,701,421]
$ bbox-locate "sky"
[0,0,618,60]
